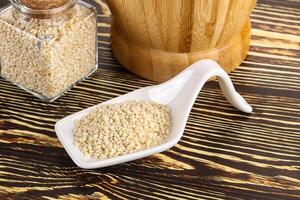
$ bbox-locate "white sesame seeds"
[73,101,172,159]
[0,4,97,100]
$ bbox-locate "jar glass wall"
[0,0,98,101]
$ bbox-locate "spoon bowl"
[55,59,252,169]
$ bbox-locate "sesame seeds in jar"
[0,0,97,101]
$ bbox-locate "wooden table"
[0,0,299,199]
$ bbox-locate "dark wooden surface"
[0,0,300,199]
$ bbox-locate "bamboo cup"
[108,0,256,82]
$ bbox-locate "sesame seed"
[73,101,171,159]
[0,4,97,100]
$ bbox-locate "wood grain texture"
[0,0,300,199]
[108,0,256,82]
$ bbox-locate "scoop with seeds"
[73,101,171,159]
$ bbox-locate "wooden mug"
[107,0,256,82]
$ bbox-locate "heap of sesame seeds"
[73,101,171,159]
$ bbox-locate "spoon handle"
[160,59,253,113]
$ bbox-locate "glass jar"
[0,0,98,101]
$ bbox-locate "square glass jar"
[0,0,98,102]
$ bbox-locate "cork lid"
[20,0,67,10]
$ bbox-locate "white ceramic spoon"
[55,59,252,169]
